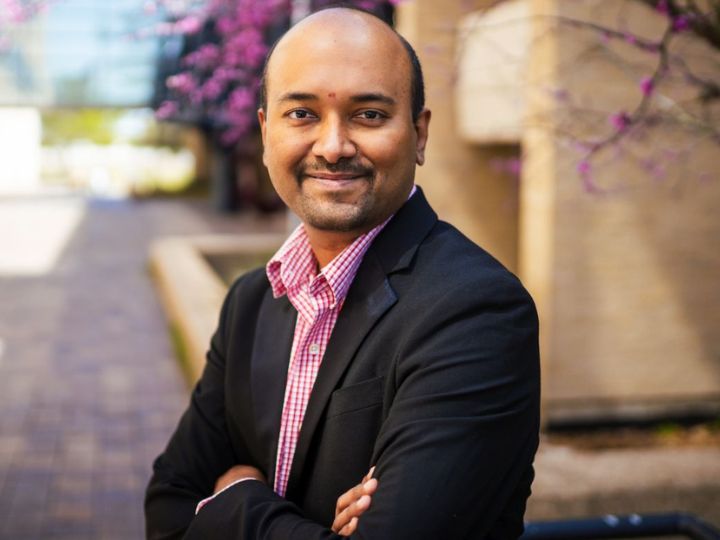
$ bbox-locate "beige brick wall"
[397,0,521,273]
[401,0,720,421]
[525,0,720,419]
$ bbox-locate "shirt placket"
[274,280,331,496]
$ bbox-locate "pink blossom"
[224,28,267,68]
[640,76,654,97]
[641,158,666,181]
[656,0,669,15]
[189,89,204,105]
[550,87,570,103]
[357,0,380,9]
[490,157,522,177]
[609,111,632,132]
[153,0,373,145]
[228,88,254,112]
[216,15,237,35]
[624,33,637,45]
[176,16,202,34]
[220,128,242,147]
[166,73,197,94]
[577,160,599,192]
[155,100,179,119]
[183,44,221,69]
[201,78,225,101]
[671,15,690,32]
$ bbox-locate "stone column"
[396,0,521,272]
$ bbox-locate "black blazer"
[145,188,540,540]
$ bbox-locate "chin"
[299,197,376,233]
[302,207,372,233]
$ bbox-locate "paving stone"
[0,194,284,536]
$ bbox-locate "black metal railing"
[521,512,720,540]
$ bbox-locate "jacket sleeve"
[145,277,255,540]
[359,273,540,539]
[179,272,540,540]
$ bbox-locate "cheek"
[360,132,416,174]
[265,132,308,171]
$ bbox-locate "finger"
[339,517,358,537]
[332,498,357,532]
[362,466,376,483]
[362,477,378,495]
[332,505,355,534]
[332,495,371,532]
[335,477,378,516]
[335,482,366,514]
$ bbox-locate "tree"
[0,0,50,51]
[556,0,720,189]
[463,0,718,190]
[148,0,397,210]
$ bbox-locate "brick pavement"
[0,195,284,539]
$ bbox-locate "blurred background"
[0,0,718,538]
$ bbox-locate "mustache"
[296,158,374,179]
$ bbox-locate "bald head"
[260,6,424,122]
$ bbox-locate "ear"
[257,107,268,165]
[414,109,431,166]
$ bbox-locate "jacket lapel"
[278,188,437,498]
[285,252,396,497]
[284,188,438,497]
[250,289,295,485]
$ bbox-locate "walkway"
[0,194,283,539]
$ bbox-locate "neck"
[304,227,362,269]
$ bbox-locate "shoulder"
[217,267,272,325]
[412,220,533,307]
[225,266,271,302]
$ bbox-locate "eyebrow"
[276,91,396,106]
[277,92,318,103]
[350,93,396,106]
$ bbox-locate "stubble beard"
[296,177,376,232]
[293,158,377,232]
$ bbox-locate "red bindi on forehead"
[328,92,336,98]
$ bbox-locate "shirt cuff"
[195,478,261,514]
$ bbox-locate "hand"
[214,464,266,494]
[332,467,377,536]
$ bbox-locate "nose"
[311,115,357,164]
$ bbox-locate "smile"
[304,173,369,189]
[306,172,366,181]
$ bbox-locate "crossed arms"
[145,269,540,539]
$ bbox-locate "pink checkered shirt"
[265,218,389,497]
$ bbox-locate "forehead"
[266,11,411,101]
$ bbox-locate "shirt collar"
[266,217,385,309]
[266,185,417,306]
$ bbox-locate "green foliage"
[655,422,681,436]
[168,321,195,390]
[41,109,124,145]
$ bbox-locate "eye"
[287,109,316,120]
[356,110,386,121]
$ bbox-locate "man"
[145,6,540,539]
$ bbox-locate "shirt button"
[309,343,320,355]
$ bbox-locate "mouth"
[302,171,371,190]
[306,172,366,181]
